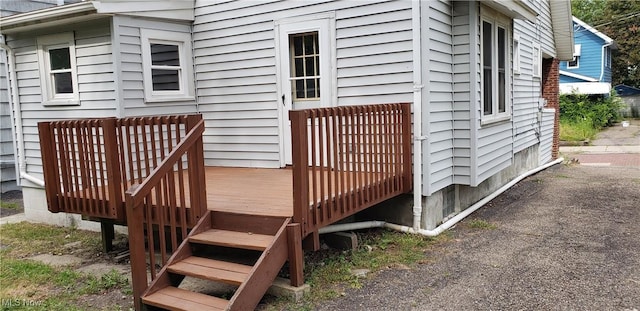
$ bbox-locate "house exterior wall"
[112,16,198,117]
[193,0,414,168]
[0,46,18,193]
[4,18,117,187]
[424,0,455,192]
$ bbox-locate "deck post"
[289,110,309,235]
[186,115,207,223]
[286,223,304,286]
[101,118,123,219]
[38,122,60,212]
[400,103,413,192]
[125,186,147,311]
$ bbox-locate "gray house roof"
[0,0,194,34]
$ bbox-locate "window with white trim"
[141,29,194,102]
[37,33,79,106]
[567,56,579,68]
[481,16,510,123]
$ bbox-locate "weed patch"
[467,219,497,230]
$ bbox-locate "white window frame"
[141,29,194,103]
[480,14,512,124]
[567,56,580,69]
[37,32,79,106]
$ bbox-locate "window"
[567,56,579,68]
[605,46,611,68]
[141,29,194,102]
[568,44,581,69]
[37,33,79,105]
[289,32,320,100]
[481,18,510,122]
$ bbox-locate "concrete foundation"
[22,186,127,233]
[358,144,543,231]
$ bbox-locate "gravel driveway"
[316,163,640,310]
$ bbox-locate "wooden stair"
[141,210,294,311]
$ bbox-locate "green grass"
[0,223,131,310]
[559,119,598,142]
[0,201,20,209]
[466,219,496,230]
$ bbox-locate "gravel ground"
[316,164,640,311]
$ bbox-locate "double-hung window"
[141,29,194,102]
[37,33,79,106]
[481,16,510,123]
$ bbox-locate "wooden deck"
[206,167,293,217]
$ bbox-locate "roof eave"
[550,0,575,61]
[0,2,99,34]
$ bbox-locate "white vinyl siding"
[193,0,413,168]
[5,19,117,186]
[512,19,544,153]
[1,46,18,192]
[539,108,555,164]
[425,0,455,193]
[451,0,472,187]
[114,16,197,117]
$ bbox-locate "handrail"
[290,103,412,237]
[125,116,206,311]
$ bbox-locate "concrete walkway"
[560,119,640,167]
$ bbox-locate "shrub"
[559,92,624,129]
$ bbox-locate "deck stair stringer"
[140,210,294,311]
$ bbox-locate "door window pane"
[290,32,320,100]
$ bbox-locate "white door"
[277,16,334,165]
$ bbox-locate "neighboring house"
[0,1,80,193]
[0,1,573,232]
[559,16,616,95]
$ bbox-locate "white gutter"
[411,0,425,231]
[0,41,46,188]
[0,1,97,31]
[599,42,613,82]
[319,158,564,236]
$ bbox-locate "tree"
[571,0,640,88]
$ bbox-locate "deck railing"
[39,118,122,218]
[124,116,206,311]
[38,115,203,222]
[290,103,412,237]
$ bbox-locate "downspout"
[319,157,564,236]
[411,0,425,231]
[599,42,613,83]
[0,40,46,187]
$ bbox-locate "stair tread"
[142,286,228,311]
[190,228,274,250]
[168,256,252,285]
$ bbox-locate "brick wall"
[542,58,559,159]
